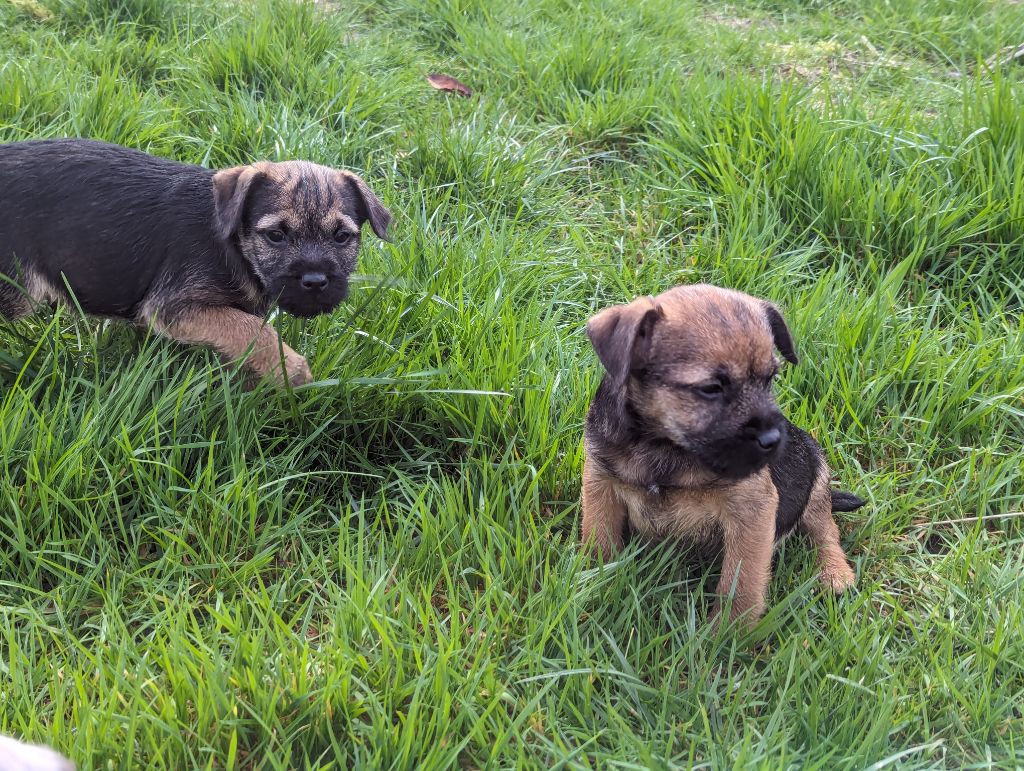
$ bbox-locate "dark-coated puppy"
[0,138,391,386]
[581,284,866,625]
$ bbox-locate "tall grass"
[1,0,1022,767]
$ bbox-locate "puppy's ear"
[212,164,266,241]
[764,302,798,365]
[344,172,392,241]
[587,297,662,387]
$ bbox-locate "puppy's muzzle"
[742,411,785,457]
[697,408,786,480]
[288,269,347,299]
[273,265,349,317]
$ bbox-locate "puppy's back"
[0,139,218,317]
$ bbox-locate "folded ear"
[586,296,662,387]
[763,301,798,365]
[344,172,392,241]
[212,164,267,241]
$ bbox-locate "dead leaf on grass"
[426,72,472,97]
[8,0,54,21]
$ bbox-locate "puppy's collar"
[619,473,730,497]
[643,480,719,496]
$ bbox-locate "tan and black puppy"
[0,139,391,386]
[581,284,865,625]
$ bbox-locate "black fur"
[764,303,799,365]
[0,138,385,324]
[693,401,785,480]
[0,139,238,320]
[767,422,822,538]
[830,490,867,511]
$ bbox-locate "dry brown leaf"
[8,0,55,21]
[426,72,472,97]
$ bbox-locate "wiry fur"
[581,284,866,625]
[0,138,391,386]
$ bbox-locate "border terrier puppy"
[581,284,865,625]
[0,138,391,386]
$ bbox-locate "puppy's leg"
[152,306,312,387]
[801,466,856,592]
[581,458,628,560]
[0,284,31,320]
[0,263,59,320]
[714,473,778,624]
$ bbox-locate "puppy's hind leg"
[0,262,48,320]
[149,305,312,388]
[0,283,31,320]
[801,466,856,593]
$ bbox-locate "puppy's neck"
[587,376,716,492]
[221,239,270,314]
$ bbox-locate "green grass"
[1,0,1023,767]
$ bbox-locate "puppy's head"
[587,284,799,479]
[212,160,391,318]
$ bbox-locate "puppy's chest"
[615,484,724,546]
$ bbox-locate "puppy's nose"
[301,272,329,291]
[756,427,781,451]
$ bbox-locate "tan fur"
[580,457,628,559]
[212,161,380,226]
[712,470,778,622]
[0,264,65,319]
[801,464,856,592]
[582,458,779,622]
[241,162,370,236]
[650,286,776,380]
[152,307,312,387]
[581,283,859,627]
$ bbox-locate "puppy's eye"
[333,229,354,245]
[696,383,724,399]
[264,229,286,244]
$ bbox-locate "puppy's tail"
[831,490,867,512]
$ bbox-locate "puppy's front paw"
[581,535,620,563]
[247,347,312,389]
[818,559,856,594]
[281,349,313,387]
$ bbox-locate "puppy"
[581,284,865,625]
[0,139,391,386]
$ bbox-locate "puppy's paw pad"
[819,563,855,594]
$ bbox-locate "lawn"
[1,0,1023,767]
